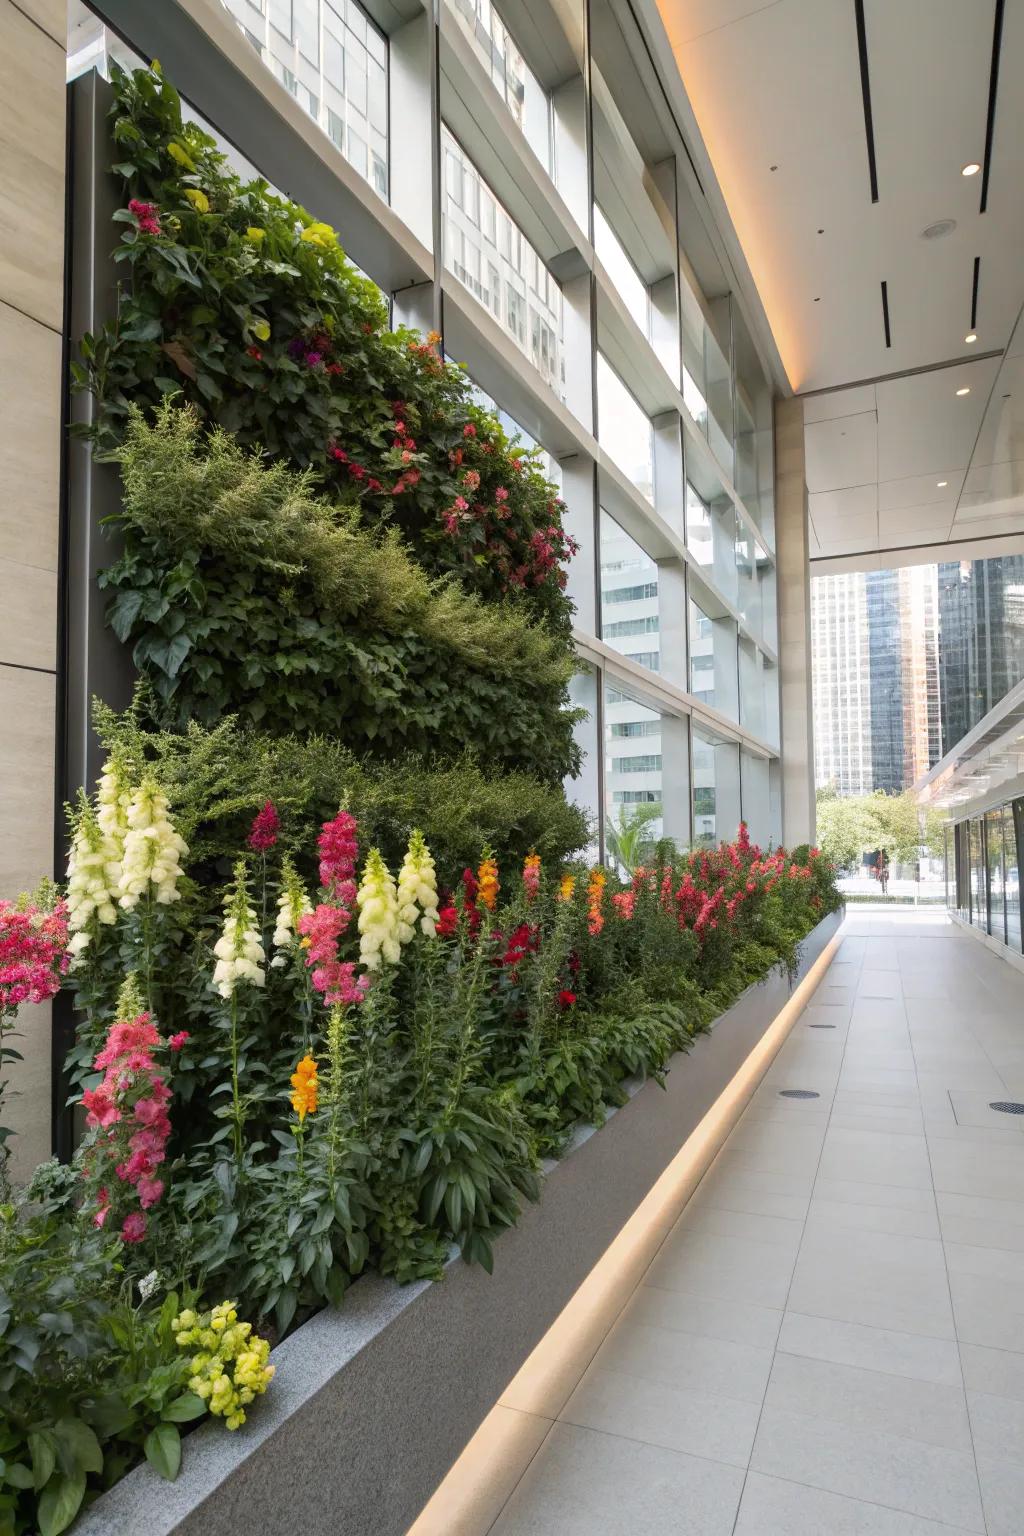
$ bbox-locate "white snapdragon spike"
[396,829,440,942]
[117,778,189,910]
[213,865,266,999]
[96,754,132,847]
[356,848,401,970]
[65,795,122,965]
[270,870,312,969]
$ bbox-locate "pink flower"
[121,1212,147,1244]
[612,891,635,921]
[248,800,280,852]
[128,198,161,236]
[137,1176,165,1210]
[0,899,70,1014]
[168,1030,190,1052]
[495,487,509,502]
[463,422,477,438]
[317,810,359,897]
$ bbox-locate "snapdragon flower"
[396,829,440,942]
[270,856,312,967]
[117,778,188,910]
[356,848,401,970]
[212,863,265,999]
[65,791,122,963]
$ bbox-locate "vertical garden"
[0,63,839,1536]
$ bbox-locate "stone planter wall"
[77,908,843,1536]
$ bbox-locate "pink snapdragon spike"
[0,898,69,1014]
[248,800,280,852]
[128,198,161,236]
[297,902,368,1007]
[81,1010,174,1242]
[317,810,359,901]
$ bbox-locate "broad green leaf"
[144,1423,181,1482]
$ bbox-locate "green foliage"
[815,786,945,868]
[73,63,577,634]
[0,1169,210,1535]
[91,701,591,884]
[102,404,581,783]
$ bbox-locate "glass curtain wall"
[105,0,783,858]
[948,798,1024,954]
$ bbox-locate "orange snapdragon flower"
[557,873,575,902]
[587,868,606,935]
[290,1053,319,1122]
[478,852,499,911]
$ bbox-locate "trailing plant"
[74,63,578,634]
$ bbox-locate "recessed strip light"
[956,387,971,396]
[937,480,948,487]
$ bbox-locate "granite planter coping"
[77,907,843,1536]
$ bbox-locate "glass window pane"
[442,126,563,396]
[1008,806,1022,952]
[593,205,648,336]
[596,353,653,504]
[221,0,389,197]
[605,685,680,870]
[988,811,1007,943]
[685,482,713,570]
[688,599,713,706]
[445,0,552,173]
[600,512,660,675]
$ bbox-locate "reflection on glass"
[813,552,1024,797]
[593,205,648,337]
[688,600,713,707]
[692,730,717,846]
[685,482,713,569]
[600,512,659,674]
[988,810,1007,943]
[739,638,766,739]
[970,819,986,930]
[221,0,389,197]
[442,127,563,394]
[596,354,653,503]
[460,370,562,490]
[604,685,663,870]
[446,0,552,172]
[680,280,708,431]
[1007,805,1022,952]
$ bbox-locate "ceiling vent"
[922,219,957,240]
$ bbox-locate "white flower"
[213,863,266,999]
[137,1269,160,1302]
[65,792,123,965]
[96,754,131,846]
[270,858,312,967]
[396,829,440,943]
[356,848,401,971]
[117,778,188,910]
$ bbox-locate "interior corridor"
[453,913,1024,1535]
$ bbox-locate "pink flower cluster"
[297,904,367,1006]
[248,799,280,852]
[81,1012,176,1245]
[0,898,69,1015]
[317,810,358,906]
[128,198,161,236]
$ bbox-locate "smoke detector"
[921,219,957,240]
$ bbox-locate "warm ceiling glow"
[965,332,977,344]
[937,480,948,487]
[962,162,981,176]
[956,387,971,396]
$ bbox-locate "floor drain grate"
[779,1089,821,1099]
[809,1023,837,1029]
[989,1101,1024,1115]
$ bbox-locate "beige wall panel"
[0,301,62,571]
[0,555,57,669]
[0,1,65,329]
[10,0,64,44]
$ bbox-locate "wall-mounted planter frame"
[77,907,842,1536]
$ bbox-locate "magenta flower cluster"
[128,197,161,237]
[248,799,280,852]
[317,809,358,906]
[0,898,69,1015]
[81,1013,186,1244]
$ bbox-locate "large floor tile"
[811,1177,938,1216]
[975,1453,1024,1536]
[959,1342,1024,1401]
[763,1351,972,1451]
[645,1229,798,1309]
[816,1127,933,1191]
[735,1471,980,1535]
[591,1319,774,1405]
[778,1311,962,1386]
[750,1405,985,1531]
[559,1364,760,1466]
[625,1285,783,1349]
[949,1270,1024,1352]
[489,1423,745,1536]
[930,1140,1024,1202]
[672,1203,805,1253]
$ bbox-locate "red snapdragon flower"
[248,799,280,852]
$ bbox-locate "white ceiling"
[656,0,1024,560]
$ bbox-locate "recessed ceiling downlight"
[922,219,957,240]
[962,162,981,176]
[956,387,971,396]
[937,480,948,487]
[966,332,978,343]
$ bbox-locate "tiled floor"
[477,913,1024,1535]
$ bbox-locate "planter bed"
[77,907,841,1536]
